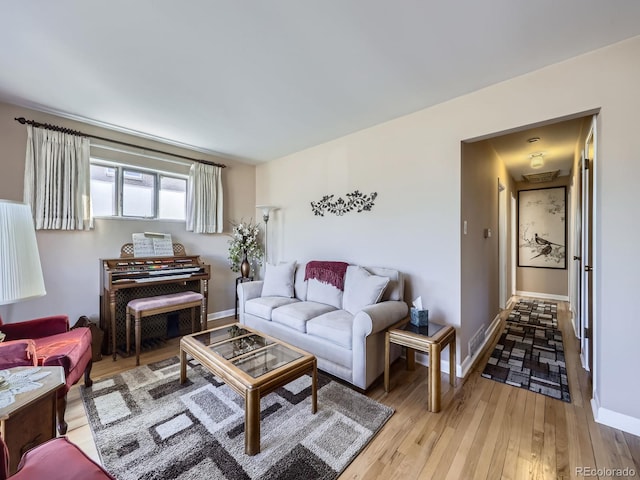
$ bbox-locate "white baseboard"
[413,352,459,378]
[591,392,640,436]
[516,290,569,302]
[207,309,235,322]
[461,313,503,378]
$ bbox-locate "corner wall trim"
[591,392,640,437]
[516,290,569,302]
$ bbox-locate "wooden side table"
[0,366,65,474]
[235,276,254,319]
[384,318,456,412]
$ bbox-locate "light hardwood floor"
[65,301,640,479]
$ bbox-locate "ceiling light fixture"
[527,137,541,143]
[529,152,544,169]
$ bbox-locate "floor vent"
[469,326,485,357]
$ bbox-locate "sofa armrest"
[1,315,69,341]
[0,339,38,369]
[237,281,264,318]
[353,301,409,338]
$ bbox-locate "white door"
[572,152,583,339]
[498,180,507,308]
[580,116,596,374]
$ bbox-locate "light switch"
[463,221,467,235]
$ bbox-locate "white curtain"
[186,162,223,233]
[23,125,92,230]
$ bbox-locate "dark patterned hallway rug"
[81,356,392,480]
[481,300,571,403]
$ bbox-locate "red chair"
[0,315,93,434]
[0,436,115,480]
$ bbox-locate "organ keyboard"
[100,247,210,358]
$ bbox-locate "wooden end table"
[384,318,456,412]
[0,366,65,474]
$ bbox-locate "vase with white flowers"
[228,220,263,277]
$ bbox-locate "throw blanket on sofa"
[304,261,349,291]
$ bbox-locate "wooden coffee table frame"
[180,323,317,455]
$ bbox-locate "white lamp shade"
[256,205,278,221]
[0,200,46,305]
[256,205,276,215]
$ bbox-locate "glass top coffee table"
[180,323,317,455]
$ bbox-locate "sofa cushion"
[306,278,343,309]
[261,261,296,297]
[365,266,403,301]
[294,262,308,301]
[272,302,336,333]
[245,297,299,321]
[343,266,390,315]
[307,310,354,349]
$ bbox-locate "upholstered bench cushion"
[127,291,203,312]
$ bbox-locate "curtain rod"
[14,117,226,169]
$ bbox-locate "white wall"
[256,36,640,434]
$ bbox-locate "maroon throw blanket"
[304,261,349,291]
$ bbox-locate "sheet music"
[132,232,173,257]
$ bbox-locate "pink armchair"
[0,315,93,434]
[1,436,115,480]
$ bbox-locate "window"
[90,160,187,220]
[159,175,187,220]
[122,169,155,217]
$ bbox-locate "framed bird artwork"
[517,186,567,269]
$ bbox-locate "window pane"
[159,176,186,220]
[90,164,116,216]
[122,169,155,217]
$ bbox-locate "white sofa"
[237,261,408,390]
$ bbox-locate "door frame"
[580,115,597,379]
[498,179,508,309]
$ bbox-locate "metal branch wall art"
[310,190,378,216]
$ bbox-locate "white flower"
[227,219,264,273]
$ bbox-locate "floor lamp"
[256,205,277,264]
[0,200,46,322]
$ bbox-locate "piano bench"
[125,291,205,366]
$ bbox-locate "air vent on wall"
[522,170,560,183]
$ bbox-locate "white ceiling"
[1,1,640,164]
[488,116,589,181]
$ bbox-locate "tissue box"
[410,307,429,327]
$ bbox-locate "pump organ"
[100,247,210,357]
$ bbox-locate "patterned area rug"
[81,356,393,479]
[481,300,571,403]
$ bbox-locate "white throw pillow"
[306,278,343,309]
[342,266,390,315]
[261,261,296,298]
